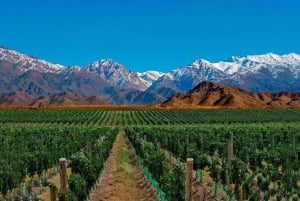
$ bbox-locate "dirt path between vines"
[89,129,159,201]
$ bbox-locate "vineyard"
[0,109,299,200]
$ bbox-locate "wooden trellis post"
[59,158,68,200]
[185,158,193,201]
[156,142,161,152]
[228,132,234,166]
[50,184,58,201]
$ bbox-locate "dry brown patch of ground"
[37,168,71,201]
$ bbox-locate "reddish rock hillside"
[161,81,300,108]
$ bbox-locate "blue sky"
[1,0,300,72]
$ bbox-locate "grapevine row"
[0,125,117,200]
[126,124,300,200]
[1,109,300,126]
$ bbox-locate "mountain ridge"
[1,46,300,105]
[161,81,300,108]
[151,52,300,93]
[0,91,107,107]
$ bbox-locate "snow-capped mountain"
[137,71,165,87]
[1,46,300,105]
[213,53,300,75]
[148,59,227,92]
[217,53,300,92]
[86,59,149,91]
[0,47,63,73]
[150,52,300,93]
[0,47,163,104]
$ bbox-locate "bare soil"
[37,168,71,201]
[89,129,159,201]
[37,174,60,201]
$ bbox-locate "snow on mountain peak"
[85,59,150,91]
[2,46,300,94]
[138,71,164,79]
[213,53,300,74]
[192,59,210,66]
[282,53,300,63]
[90,59,118,68]
[239,52,300,66]
[137,70,165,88]
[245,53,282,64]
[100,58,115,65]
[0,47,64,73]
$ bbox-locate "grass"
[116,135,135,180]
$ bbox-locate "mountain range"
[1,46,300,106]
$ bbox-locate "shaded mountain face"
[161,81,300,108]
[0,91,107,107]
[1,47,300,106]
